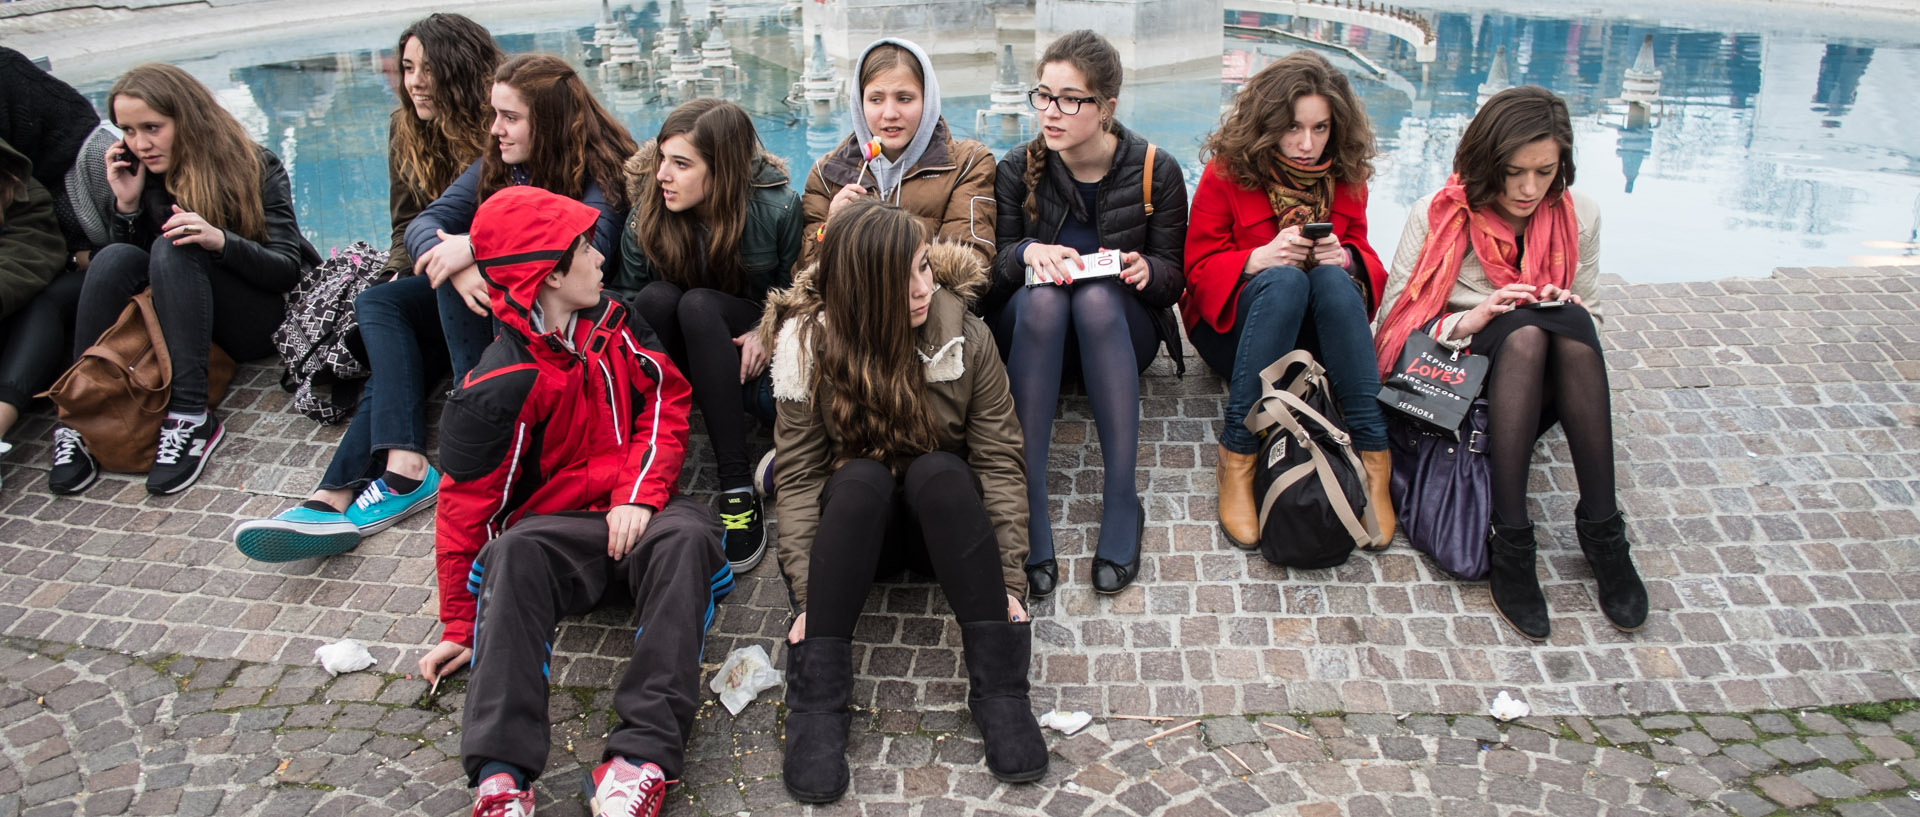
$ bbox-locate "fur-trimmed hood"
[759,240,988,400]
[621,138,790,208]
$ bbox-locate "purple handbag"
[1387,398,1490,580]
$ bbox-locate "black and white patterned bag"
[273,241,391,424]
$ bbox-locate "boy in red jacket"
[415,186,731,817]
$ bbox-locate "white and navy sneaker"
[48,426,100,495]
[147,415,223,495]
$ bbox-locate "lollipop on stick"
[856,136,883,188]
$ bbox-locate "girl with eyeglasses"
[986,30,1189,596]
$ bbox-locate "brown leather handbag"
[41,291,235,473]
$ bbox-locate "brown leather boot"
[1216,444,1259,548]
[1359,449,1395,549]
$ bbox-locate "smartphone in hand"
[1299,222,1334,241]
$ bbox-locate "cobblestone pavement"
[1,265,1918,815]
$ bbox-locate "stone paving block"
[1789,766,1870,799]
[1804,734,1866,763]
[1759,738,1821,766]
[1698,715,1759,741]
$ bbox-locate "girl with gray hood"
[798,38,996,270]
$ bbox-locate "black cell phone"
[1299,222,1333,240]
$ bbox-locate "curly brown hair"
[1202,51,1375,188]
[389,14,501,203]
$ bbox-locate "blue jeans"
[317,273,490,490]
[1187,264,1387,454]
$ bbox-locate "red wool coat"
[1181,160,1387,334]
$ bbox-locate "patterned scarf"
[1373,175,1580,377]
[1266,155,1331,266]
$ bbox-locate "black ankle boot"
[782,636,852,803]
[1487,521,1551,641]
[958,621,1049,783]
[1576,506,1649,631]
[1025,559,1057,599]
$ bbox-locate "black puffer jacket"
[989,122,1188,372]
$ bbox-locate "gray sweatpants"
[460,495,731,783]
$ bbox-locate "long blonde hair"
[389,13,501,202]
[811,200,940,461]
[109,64,267,241]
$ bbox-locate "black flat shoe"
[1092,497,1145,595]
[1024,559,1057,599]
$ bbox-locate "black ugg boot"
[1488,521,1551,642]
[1575,506,1649,631]
[782,637,852,803]
[958,621,1049,783]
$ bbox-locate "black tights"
[804,454,1008,639]
[993,280,1156,564]
[1485,325,1618,527]
[630,281,760,490]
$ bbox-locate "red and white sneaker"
[472,772,534,817]
[583,757,670,817]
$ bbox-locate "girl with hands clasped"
[608,98,802,577]
[1373,86,1643,642]
[987,30,1189,597]
[763,201,1045,803]
[799,38,996,269]
[1181,51,1394,552]
[233,14,504,563]
[50,63,321,497]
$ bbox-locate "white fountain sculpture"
[1620,34,1664,127]
[658,24,721,101]
[794,33,844,123]
[1476,45,1512,110]
[589,0,619,65]
[701,16,744,88]
[975,44,1034,138]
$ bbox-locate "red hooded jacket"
[432,186,692,647]
[1181,159,1387,334]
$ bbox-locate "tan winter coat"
[798,121,996,270]
[759,242,1029,610]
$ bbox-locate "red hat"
[471,186,599,325]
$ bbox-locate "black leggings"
[75,238,284,414]
[1483,323,1617,526]
[630,281,760,490]
[0,271,84,411]
[804,453,1008,639]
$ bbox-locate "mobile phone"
[1519,300,1565,310]
[1299,222,1333,241]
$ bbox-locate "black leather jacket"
[111,146,321,293]
[990,122,1189,372]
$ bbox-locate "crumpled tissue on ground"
[314,639,377,676]
[1489,690,1531,721]
[1038,710,1093,735]
[710,645,782,715]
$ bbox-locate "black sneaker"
[714,490,765,572]
[48,426,99,495]
[147,415,224,495]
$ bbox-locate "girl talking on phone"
[50,63,320,496]
[1181,51,1393,552]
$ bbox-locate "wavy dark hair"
[108,63,266,241]
[809,199,939,462]
[628,98,758,295]
[479,54,637,210]
[1454,86,1576,210]
[389,14,501,202]
[1020,29,1122,221]
[1202,50,1375,188]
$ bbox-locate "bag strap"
[1141,143,1156,216]
[1251,406,1378,547]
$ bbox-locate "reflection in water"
[75,5,1920,281]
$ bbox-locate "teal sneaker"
[234,506,362,562]
[345,466,439,535]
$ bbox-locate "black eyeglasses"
[1028,90,1099,115]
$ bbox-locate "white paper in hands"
[314,639,377,676]
[1489,690,1530,721]
[710,645,783,715]
[1026,249,1123,287]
